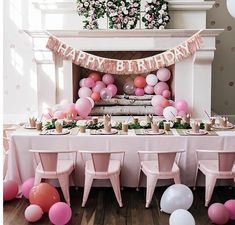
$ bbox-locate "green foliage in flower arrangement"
[44,119,77,130]
[142,0,170,29]
[106,0,141,29]
[86,122,104,129]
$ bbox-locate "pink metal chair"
[137,150,184,208]
[30,150,77,205]
[194,149,235,207]
[3,127,16,179]
[80,151,125,207]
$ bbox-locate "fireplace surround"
[25,0,223,119]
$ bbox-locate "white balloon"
[86,97,95,108]
[146,74,158,86]
[227,0,235,18]
[160,184,193,214]
[163,106,177,121]
[60,100,70,109]
[52,104,63,113]
[169,209,195,225]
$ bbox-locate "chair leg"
[110,173,123,207]
[58,175,70,206]
[205,174,217,207]
[136,167,142,191]
[82,173,93,207]
[193,167,199,190]
[173,172,181,184]
[34,173,42,186]
[145,175,158,208]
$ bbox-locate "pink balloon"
[22,177,35,199]
[25,204,43,222]
[224,199,235,220]
[3,180,19,201]
[102,74,114,85]
[54,111,66,119]
[153,105,164,116]
[42,107,53,119]
[92,81,106,93]
[169,100,175,107]
[107,84,117,97]
[178,110,187,117]
[65,103,77,119]
[84,77,95,88]
[78,87,92,98]
[79,78,86,87]
[154,82,169,95]
[100,88,112,100]
[156,68,171,81]
[75,98,92,119]
[49,202,72,225]
[208,203,229,225]
[144,85,154,94]
[175,100,188,112]
[162,90,171,99]
[151,95,165,107]
[86,97,95,108]
[135,88,145,96]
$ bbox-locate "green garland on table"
[44,119,77,130]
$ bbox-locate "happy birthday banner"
[46,30,203,75]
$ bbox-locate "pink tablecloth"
[7,129,235,187]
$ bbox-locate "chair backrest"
[138,150,184,172]
[80,151,125,172]
[91,153,111,172]
[30,150,77,172]
[3,127,16,152]
[158,152,177,172]
[196,150,235,172]
[218,152,235,171]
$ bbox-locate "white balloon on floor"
[160,184,193,214]
[169,209,195,225]
[227,0,235,18]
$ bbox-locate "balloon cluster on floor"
[160,184,195,225]
[4,179,72,224]
[208,200,235,225]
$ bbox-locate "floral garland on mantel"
[76,0,170,30]
[142,0,170,29]
[106,0,141,29]
[76,0,106,29]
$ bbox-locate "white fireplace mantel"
[25,28,223,119]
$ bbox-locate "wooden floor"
[4,186,235,225]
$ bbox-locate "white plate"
[143,129,165,135]
[40,129,70,135]
[212,123,234,129]
[90,129,118,135]
[23,124,36,129]
[185,129,208,135]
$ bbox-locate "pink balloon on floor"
[153,105,164,116]
[224,199,235,220]
[151,95,165,107]
[135,88,145,96]
[156,68,171,81]
[144,85,154,94]
[22,177,35,199]
[84,77,95,88]
[78,87,92,98]
[107,84,117,97]
[102,74,114,85]
[3,180,19,201]
[208,203,229,225]
[154,82,169,95]
[25,204,43,222]
[49,202,72,225]
[175,100,188,112]
[75,98,92,119]
[92,81,106,93]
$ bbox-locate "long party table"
[7,128,235,188]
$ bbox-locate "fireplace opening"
[72,51,175,115]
